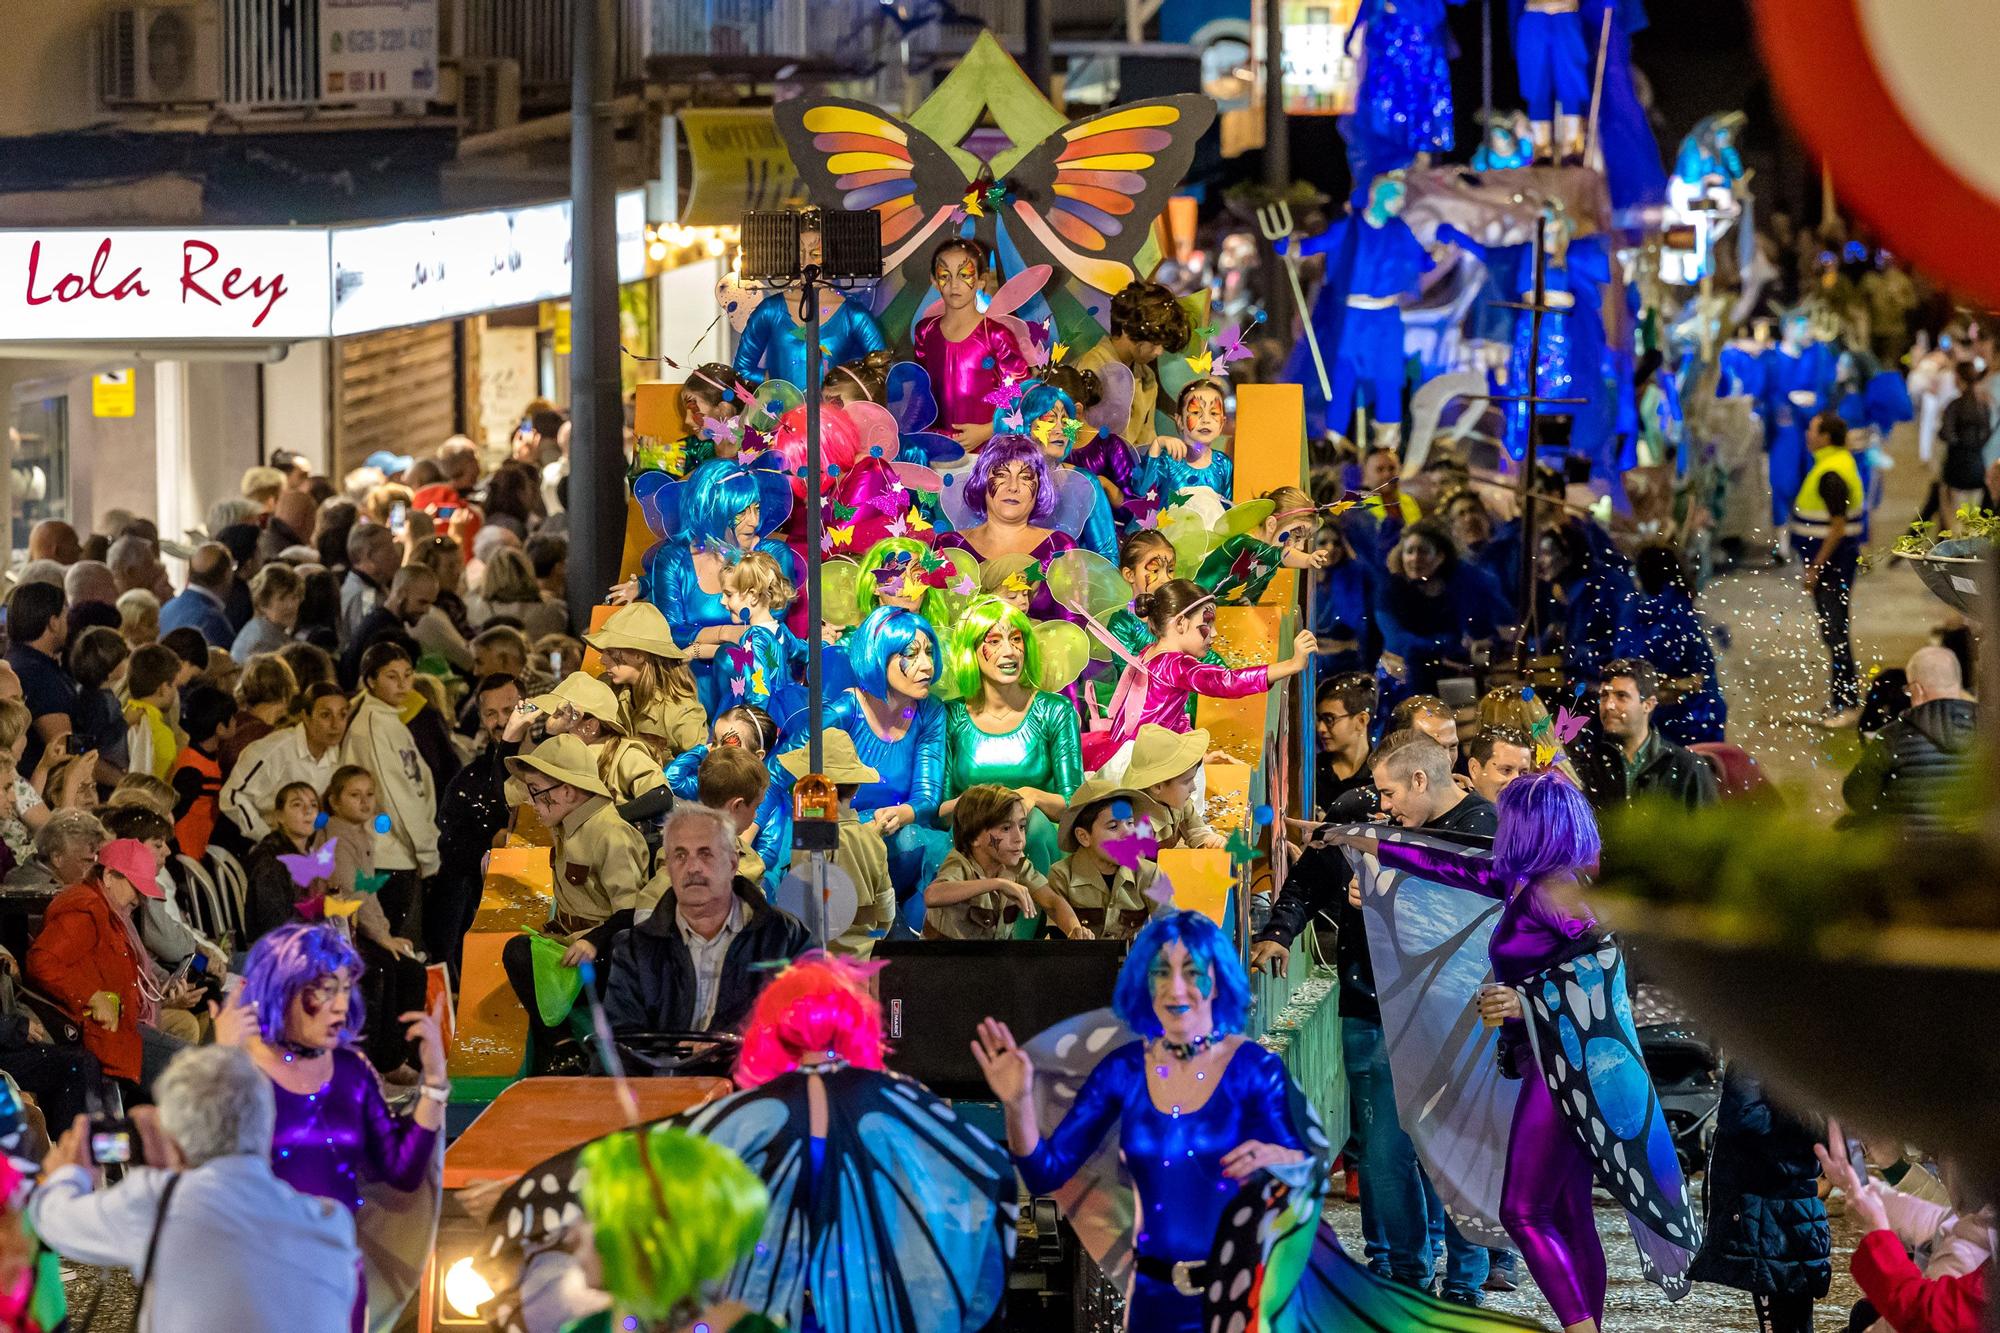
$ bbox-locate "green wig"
[580,1124,769,1325]
[855,535,955,623]
[945,594,1043,702]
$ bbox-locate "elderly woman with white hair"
[30,1044,361,1333]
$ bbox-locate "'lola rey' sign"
[0,230,334,341]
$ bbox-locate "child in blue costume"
[974,912,1312,1332]
[1759,314,1836,528]
[1511,0,1590,162]
[665,706,794,895]
[1343,0,1460,186]
[1285,174,1434,442]
[1015,380,1120,561]
[1134,378,1235,510]
[716,552,809,718]
[731,223,889,393]
[623,459,802,719]
[817,607,953,932]
[1617,547,1726,744]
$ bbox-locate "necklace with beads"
[1156,1031,1225,1062]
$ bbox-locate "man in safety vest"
[1787,412,1866,728]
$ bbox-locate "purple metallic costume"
[1369,839,1606,1329]
[270,1047,439,1330]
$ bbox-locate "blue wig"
[1493,772,1602,888]
[849,605,941,700]
[682,460,769,552]
[238,922,367,1049]
[1002,380,1078,438]
[1112,910,1252,1039]
[962,435,1057,525]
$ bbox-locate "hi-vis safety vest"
[1788,446,1866,545]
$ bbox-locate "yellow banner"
[678,108,806,226]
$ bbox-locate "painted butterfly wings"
[778,95,1218,307]
[278,838,337,892]
[998,99,1218,298]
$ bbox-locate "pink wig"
[733,954,887,1089]
[770,402,863,497]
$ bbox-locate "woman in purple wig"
[935,435,1078,623]
[1324,774,1615,1333]
[215,922,444,1331]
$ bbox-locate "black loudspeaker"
[738,208,883,288]
[871,939,1130,1100]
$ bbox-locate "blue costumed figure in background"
[732,218,889,393]
[625,460,802,719]
[1342,0,1461,189]
[819,607,954,931]
[1582,0,1668,210]
[1759,312,1836,528]
[1285,173,1435,444]
[1445,215,1617,476]
[1511,0,1589,162]
[1618,547,1726,744]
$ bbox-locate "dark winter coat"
[1842,698,1979,839]
[1573,725,1720,810]
[1688,1066,1831,1298]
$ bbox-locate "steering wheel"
[611,1029,745,1075]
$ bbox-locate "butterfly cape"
[1347,828,1699,1297]
[479,1064,1015,1333]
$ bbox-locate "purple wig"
[962,435,1056,525]
[1493,772,1602,887]
[238,923,367,1049]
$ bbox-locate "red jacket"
[25,883,144,1082]
[1852,1230,1990,1333]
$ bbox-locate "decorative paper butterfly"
[1224,827,1259,866]
[778,96,1218,302]
[830,501,859,522]
[296,896,362,923]
[1552,705,1589,745]
[1142,875,1177,907]
[827,523,857,549]
[354,871,391,897]
[702,416,745,448]
[279,840,337,892]
[984,382,1025,412]
[998,408,1025,432]
[1209,322,1254,371]
[1185,349,1215,376]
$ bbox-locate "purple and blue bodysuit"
[1367,841,1608,1329]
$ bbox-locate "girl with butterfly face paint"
[1134,378,1235,510]
[913,239,1031,449]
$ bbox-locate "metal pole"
[1481,0,1493,128]
[1025,0,1054,96]
[1263,0,1294,340]
[804,275,825,773]
[1513,213,1550,664]
[567,0,622,632]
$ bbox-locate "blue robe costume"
[1583,0,1669,210]
[1716,342,1765,400]
[1310,554,1377,674]
[1510,0,1589,126]
[733,292,888,392]
[1342,0,1459,190]
[1373,564,1507,696]
[1758,343,1835,527]
[1542,560,1638,686]
[1287,215,1434,438]
[1615,588,1726,743]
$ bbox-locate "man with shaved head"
[27,521,80,566]
[158,542,237,648]
[1843,644,1978,838]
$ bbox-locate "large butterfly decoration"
[774,96,1218,311]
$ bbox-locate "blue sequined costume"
[733,292,888,393]
[1342,0,1459,186]
[822,689,952,915]
[1133,447,1234,511]
[1015,1041,1308,1332]
[1511,0,1590,124]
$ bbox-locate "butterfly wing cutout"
[1000,97,1218,299]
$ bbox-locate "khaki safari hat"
[531,672,625,732]
[777,729,880,786]
[506,733,612,800]
[1120,724,1211,791]
[585,602,690,659]
[1057,778,1168,853]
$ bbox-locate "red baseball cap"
[96,839,164,900]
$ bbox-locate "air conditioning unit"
[455,58,522,135]
[101,2,223,107]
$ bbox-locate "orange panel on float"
[633,381,685,439]
[1158,848,1232,925]
[1197,605,1279,763]
[620,495,652,590]
[1198,757,1253,836]
[448,931,530,1081]
[581,601,622,676]
[1230,381,1307,607]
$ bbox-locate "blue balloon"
[373,813,392,835]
